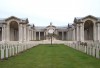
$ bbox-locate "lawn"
[0,44,100,68]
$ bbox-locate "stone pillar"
[2,25,4,41]
[69,30,70,40]
[67,31,69,40]
[68,30,70,40]
[93,23,97,41]
[82,23,84,42]
[27,26,30,41]
[73,28,75,41]
[23,25,26,41]
[39,32,40,40]
[32,30,34,40]
[33,31,34,40]
[44,32,45,40]
[27,25,29,41]
[26,26,28,41]
[7,24,10,41]
[97,23,100,41]
[33,31,36,40]
[76,24,79,41]
[29,30,31,41]
[19,24,22,42]
[62,31,64,40]
[32,30,33,40]
[4,24,7,41]
[29,29,31,41]
[31,30,32,40]
[66,31,67,40]
[80,23,84,42]
[22,25,24,41]
[3,24,6,41]
[75,28,76,40]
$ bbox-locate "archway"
[84,20,93,40]
[10,21,19,41]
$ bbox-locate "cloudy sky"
[0,0,100,26]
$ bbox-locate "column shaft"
[98,23,100,41]
[93,23,96,41]
[33,30,36,40]
[32,30,33,40]
[39,32,40,40]
[76,24,79,41]
[2,25,4,41]
[44,32,45,40]
[73,29,75,41]
[7,24,9,41]
[62,31,64,40]
[19,24,22,42]
[24,25,26,41]
[80,23,84,42]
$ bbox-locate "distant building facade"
[0,15,100,42]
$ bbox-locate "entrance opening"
[10,21,19,41]
[84,20,93,40]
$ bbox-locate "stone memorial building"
[0,15,100,42]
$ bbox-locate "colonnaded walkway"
[0,44,100,68]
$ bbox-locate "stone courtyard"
[0,15,100,60]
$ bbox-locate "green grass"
[0,44,100,68]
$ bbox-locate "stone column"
[22,25,24,41]
[6,24,10,41]
[82,23,84,42]
[66,31,68,40]
[75,28,76,40]
[33,30,34,40]
[71,30,73,40]
[67,31,69,40]
[19,24,22,42]
[4,24,7,41]
[24,25,26,41]
[62,31,64,40]
[68,29,70,41]
[30,30,32,40]
[27,26,30,41]
[76,24,79,41]
[80,23,84,42]
[32,30,34,40]
[73,29,75,41]
[70,30,71,40]
[66,31,67,40]
[2,24,4,41]
[39,32,40,40]
[44,32,45,40]
[29,29,31,40]
[97,23,100,41]
[31,30,33,40]
[26,26,27,41]
[27,25,29,41]
[28,29,31,41]
[33,31,36,40]
[79,25,80,41]
[31,30,32,40]
[3,24,6,41]
[93,23,97,41]
[69,30,70,40]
